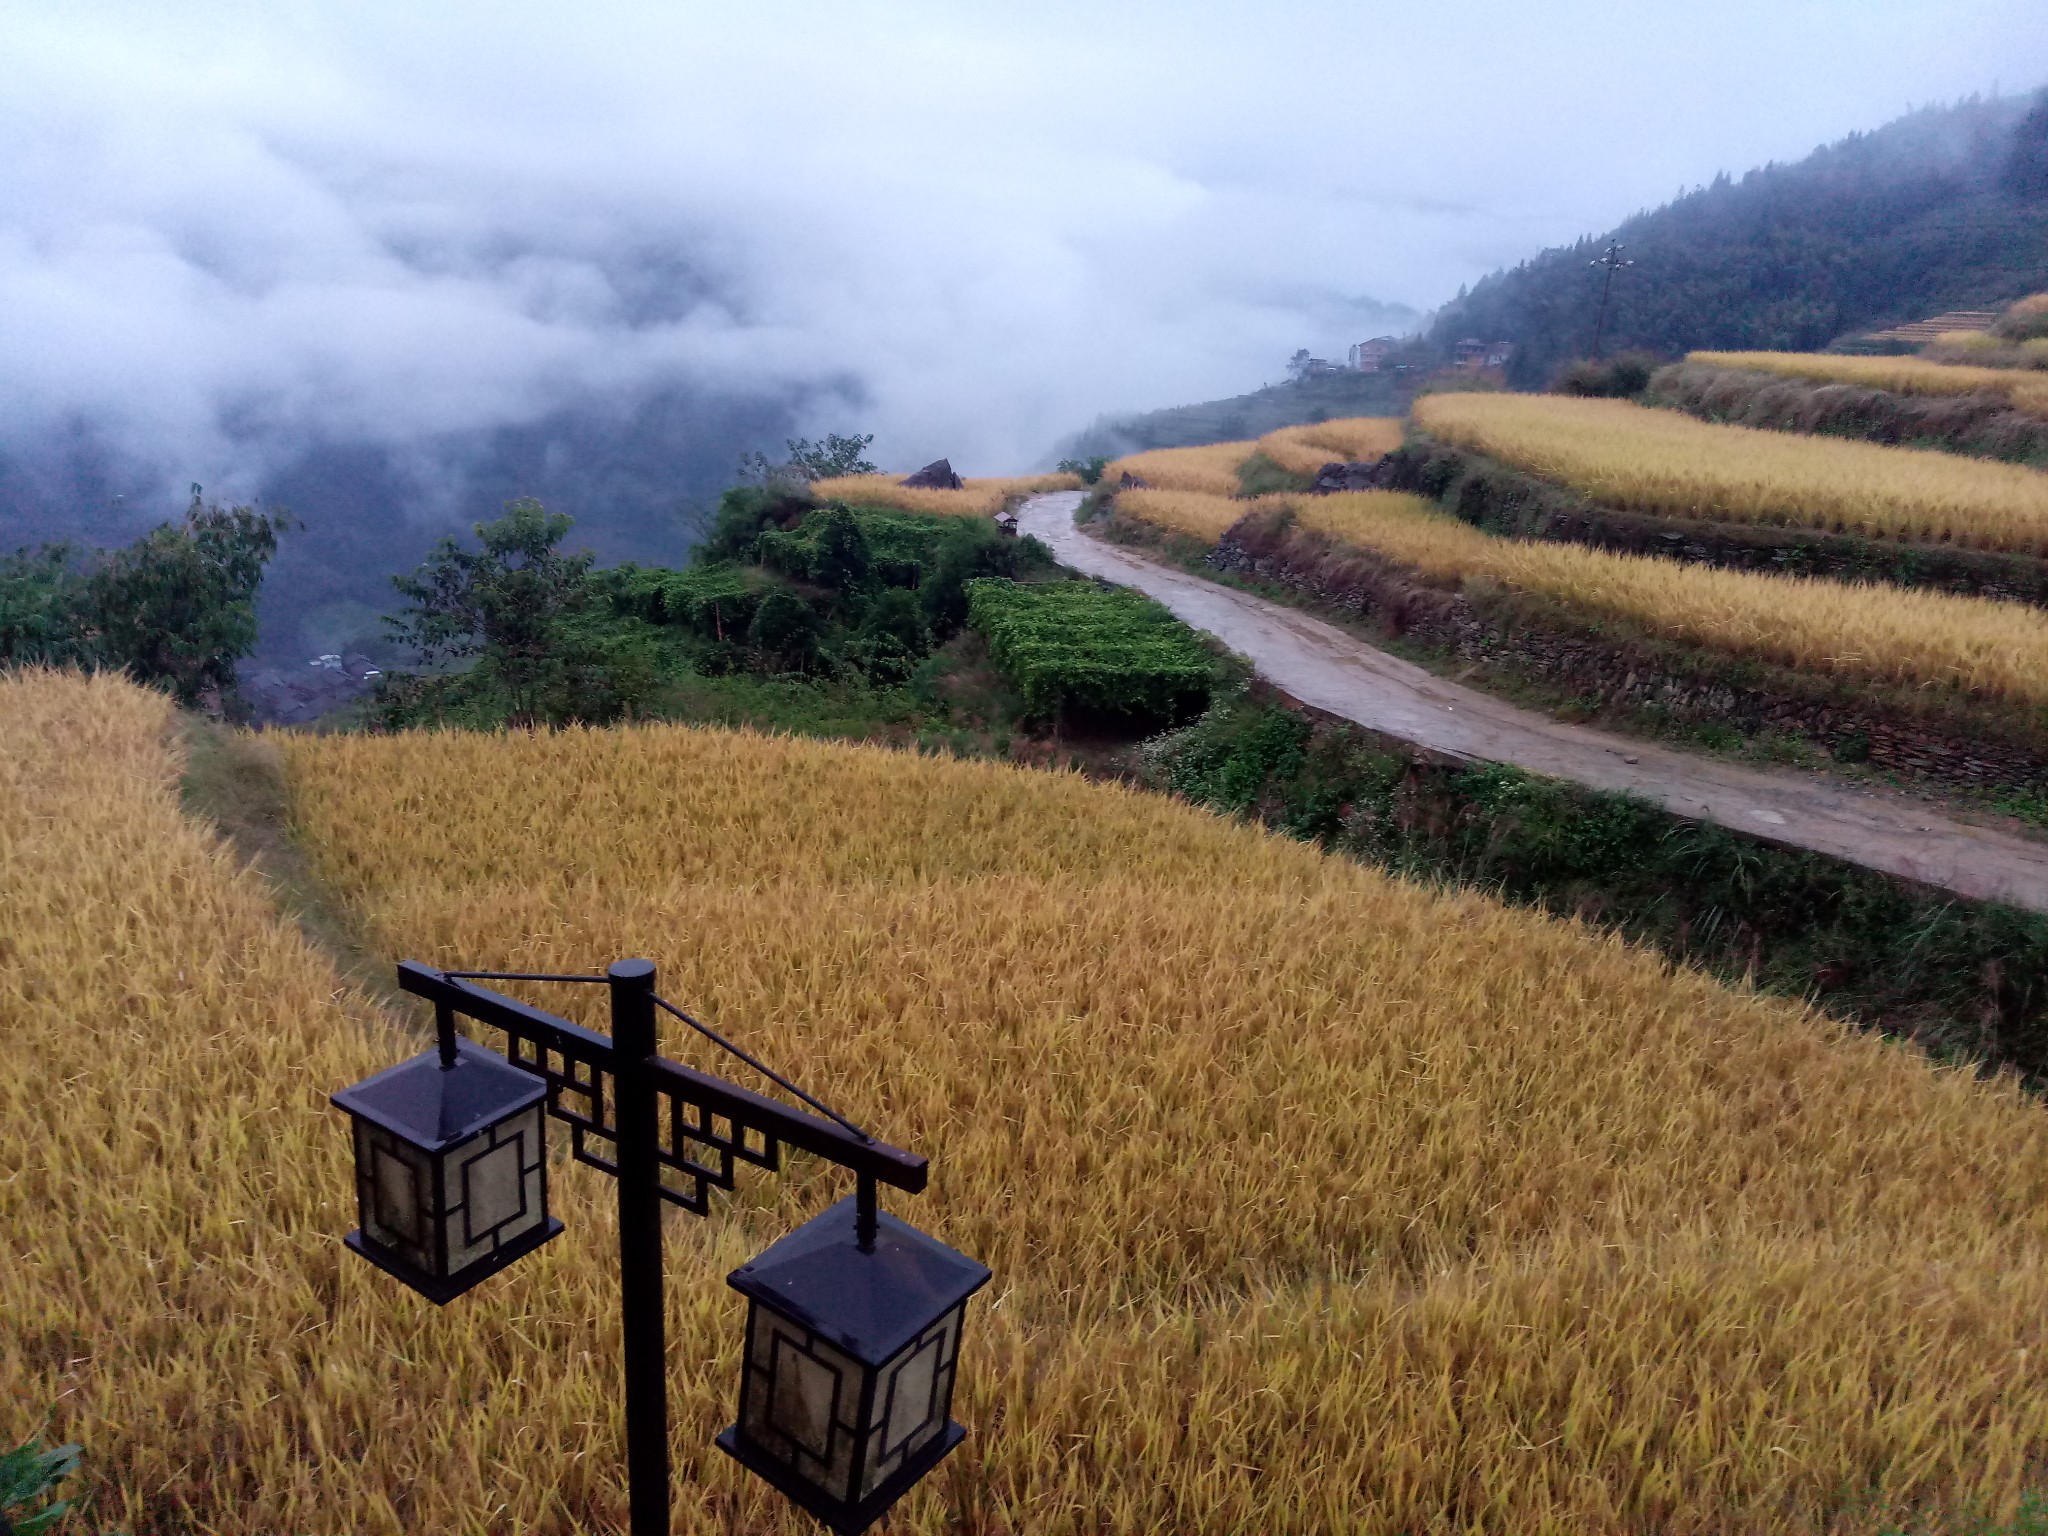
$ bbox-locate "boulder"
[1309,456,1395,494]
[1117,471,1151,489]
[902,458,964,489]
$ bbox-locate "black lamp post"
[330,959,988,1536]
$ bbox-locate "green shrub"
[1,1432,120,1536]
[1552,350,1662,398]
[697,482,818,563]
[965,578,1214,721]
[746,587,826,673]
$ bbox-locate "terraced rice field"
[13,667,2048,1532]
[1291,490,2048,711]
[809,472,1080,518]
[1689,350,2048,414]
[1413,391,2048,553]
[1104,442,1257,496]
[1257,417,1405,475]
[1116,486,1286,544]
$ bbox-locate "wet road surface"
[1018,490,2048,913]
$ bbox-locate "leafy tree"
[385,498,601,727]
[87,496,290,703]
[744,587,825,673]
[1285,348,1313,382]
[1056,455,1110,485]
[0,544,94,669]
[848,587,930,684]
[809,505,874,595]
[789,432,878,480]
[0,490,289,705]
[738,431,879,486]
[697,482,818,563]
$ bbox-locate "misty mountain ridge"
[1430,90,2048,386]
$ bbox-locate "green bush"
[965,578,1214,721]
[746,587,826,673]
[2,1432,121,1536]
[1552,350,1662,398]
[696,482,818,563]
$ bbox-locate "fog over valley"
[2,0,2038,661]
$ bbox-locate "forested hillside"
[1433,91,2048,387]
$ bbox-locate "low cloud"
[0,0,2035,552]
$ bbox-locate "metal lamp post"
[330,959,989,1536]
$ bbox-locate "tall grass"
[16,668,2048,1531]
[1104,442,1257,496]
[1414,391,2048,553]
[1690,350,2048,411]
[1293,490,2048,711]
[1257,417,1404,474]
[808,472,1080,518]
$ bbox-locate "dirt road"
[1018,490,2048,913]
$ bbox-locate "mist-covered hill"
[1431,90,2048,387]
[1056,369,1410,461]
[0,381,811,668]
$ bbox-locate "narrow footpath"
[1018,490,2048,914]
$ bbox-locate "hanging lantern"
[330,1037,562,1304]
[717,1195,990,1536]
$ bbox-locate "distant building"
[1302,357,1344,378]
[1453,338,1514,372]
[1349,337,1397,373]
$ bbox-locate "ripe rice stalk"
[1257,417,1404,475]
[1294,490,2048,710]
[14,666,2048,1534]
[1414,391,2048,553]
[267,718,2048,1534]
[809,472,1080,518]
[1690,350,2048,413]
[1116,487,1284,544]
[1104,442,1257,495]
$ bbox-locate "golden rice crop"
[809,471,1081,518]
[1690,350,2048,413]
[1294,489,2048,710]
[260,719,2048,1533]
[1115,486,1282,543]
[1103,440,1256,496]
[1257,416,1404,475]
[1415,390,2048,553]
[18,666,2048,1532]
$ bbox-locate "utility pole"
[1588,240,1634,360]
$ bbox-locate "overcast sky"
[3,0,2044,490]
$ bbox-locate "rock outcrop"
[903,458,965,489]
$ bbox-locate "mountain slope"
[1432,91,2048,387]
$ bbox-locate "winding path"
[1018,490,2048,913]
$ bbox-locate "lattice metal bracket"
[396,962,927,1217]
